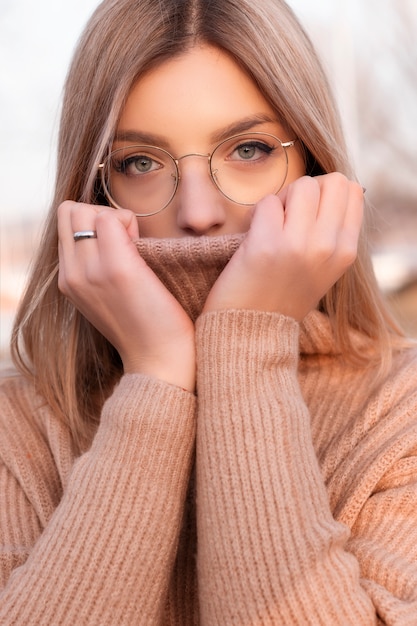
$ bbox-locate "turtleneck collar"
[135,234,244,322]
[134,234,344,357]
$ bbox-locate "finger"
[59,201,100,239]
[123,209,140,240]
[244,194,285,253]
[337,181,364,264]
[344,180,365,230]
[57,201,91,245]
[314,175,363,251]
[59,203,139,269]
[57,201,98,265]
[314,172,349,225]
[279,176,321,252]
[308,174,351,262]
[59,201,137,242]
[57,203,98,298]
[94,209,143,276]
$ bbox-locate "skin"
[58,45,364,392]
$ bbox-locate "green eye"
[100,132,295,216]
[114,154,162,176]
[232,141,274,161]
[237,144,256,159]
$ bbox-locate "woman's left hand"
[203,173,364,321]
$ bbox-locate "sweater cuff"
[195,309,300,383]
[94,373,196,465]
[103,372,195,422]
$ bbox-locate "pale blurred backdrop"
[1,0,417,361]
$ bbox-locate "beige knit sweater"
[1,235,417,625]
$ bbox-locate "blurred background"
[1,0,416,363]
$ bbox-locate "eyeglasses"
[98,132,297,217]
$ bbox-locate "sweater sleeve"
[195,309,376,625]
[0,373,196,625]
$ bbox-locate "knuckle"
[330,171,348,184]
[337,236,359,267]
[95,207,113,223]
[105,264,129,285]
[316,241,336,262]
[279,239,306,266]
[57,269,82,298]
[59,262,98,296]
[289,240,307,262]
[57,272,68,296]
[350,180,366,202]
[57,200,74,220]
[304,174,321,189]
[291,175,320,197]
[327,172,348,188]
[255,240,279,262]
[96,206,126,227]
[321,172,349,197]
[59,269,79,294]
[342,243,358,266]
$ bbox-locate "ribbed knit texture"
[1,234,417,624]
[135,234,244,321]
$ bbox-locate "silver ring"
[73,230,97,242]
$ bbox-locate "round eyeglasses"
[98,132,297,217]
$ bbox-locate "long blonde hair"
[11,0,404,450]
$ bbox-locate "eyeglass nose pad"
[210,167,221,192]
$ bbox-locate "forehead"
[117,45,277,146]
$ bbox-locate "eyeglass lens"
[100,133,289,216]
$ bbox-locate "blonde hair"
[11,0,404,450]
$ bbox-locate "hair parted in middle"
[12,0,402,448]
[59,0,354,208]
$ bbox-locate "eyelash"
[114,154,162,175]
[229,140,275,161]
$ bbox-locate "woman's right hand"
[57,201,196,392]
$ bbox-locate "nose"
[174,155,227,236]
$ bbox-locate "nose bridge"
[174,151,214,194]
[175,150,214,189]
[174,151,226,234]
[175,152,210,178]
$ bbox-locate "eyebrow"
[113,114,278,149]
[113,129,171,149]
[211,114,277,143]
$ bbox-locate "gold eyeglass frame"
[98,132,297,217]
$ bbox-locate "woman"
[1,0,417,623]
